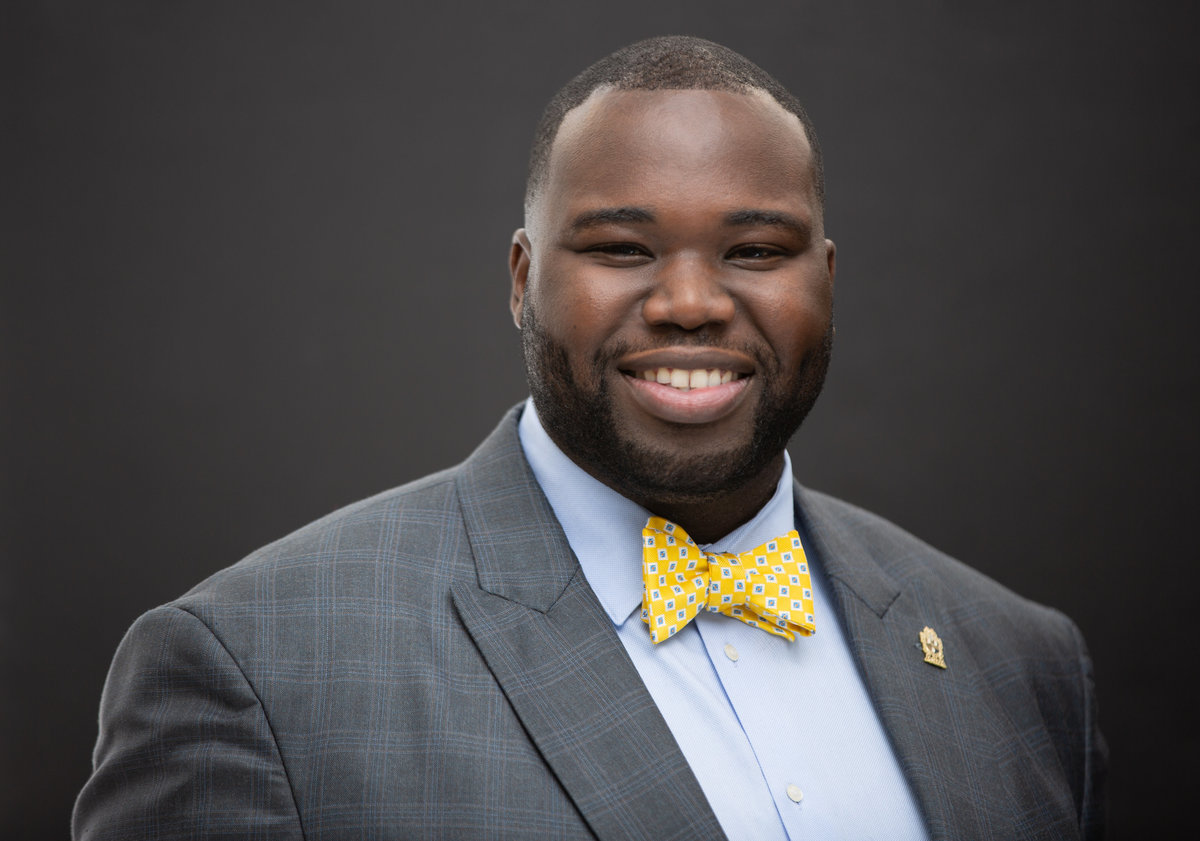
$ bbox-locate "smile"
[633,368,744,391]
[620,369,752,425]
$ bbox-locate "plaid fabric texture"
[74,407,1105,840]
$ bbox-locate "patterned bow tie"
[641,516,817,644]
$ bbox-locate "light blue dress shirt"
[518,400,930,841]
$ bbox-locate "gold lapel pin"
[919,626,947,669]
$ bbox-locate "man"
[75,36,1106,840]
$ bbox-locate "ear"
[825,238,837,336]
[509,228,533,329]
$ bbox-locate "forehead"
[538,87,818,221]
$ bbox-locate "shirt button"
[786,784,804,803]
[723,643,739,662]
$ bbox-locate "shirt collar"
[517,399,796,627]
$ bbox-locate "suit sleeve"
[73,605,304,840]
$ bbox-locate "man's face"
[510,87,835,510]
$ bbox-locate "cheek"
[533,266,639,346]
[749,282,833,356]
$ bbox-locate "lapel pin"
[919,626,947,669]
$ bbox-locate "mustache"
[597,333,765,364]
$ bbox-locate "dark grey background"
[4,2,1197,838]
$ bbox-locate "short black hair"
[525,35,823,215]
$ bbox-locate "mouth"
[615,349,755,424]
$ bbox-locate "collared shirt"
[518,400,929,841]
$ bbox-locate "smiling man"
[514,84,834,543]
[76,36,1106,841]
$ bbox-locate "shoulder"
[169,464,473,639]
[146,408,533,658]
[797,485,1085,656]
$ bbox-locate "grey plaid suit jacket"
[75,407,1106,840]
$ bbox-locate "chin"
[559,413,780,505]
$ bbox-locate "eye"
[589,242,648,256]
[725,243,788,262]
[584,242,653,263]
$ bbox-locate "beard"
[521,300,832,507]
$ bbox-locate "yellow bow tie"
[641,516,817,644]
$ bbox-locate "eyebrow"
[568,207,656,232]
[724,209,810,236]
[566,206,811,237]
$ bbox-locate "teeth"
[638,367,742,391]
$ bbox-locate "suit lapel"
[449,410,725,841]
[794,483,984,838]
[795,484,1076,841]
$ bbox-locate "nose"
[641,254,735,330]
